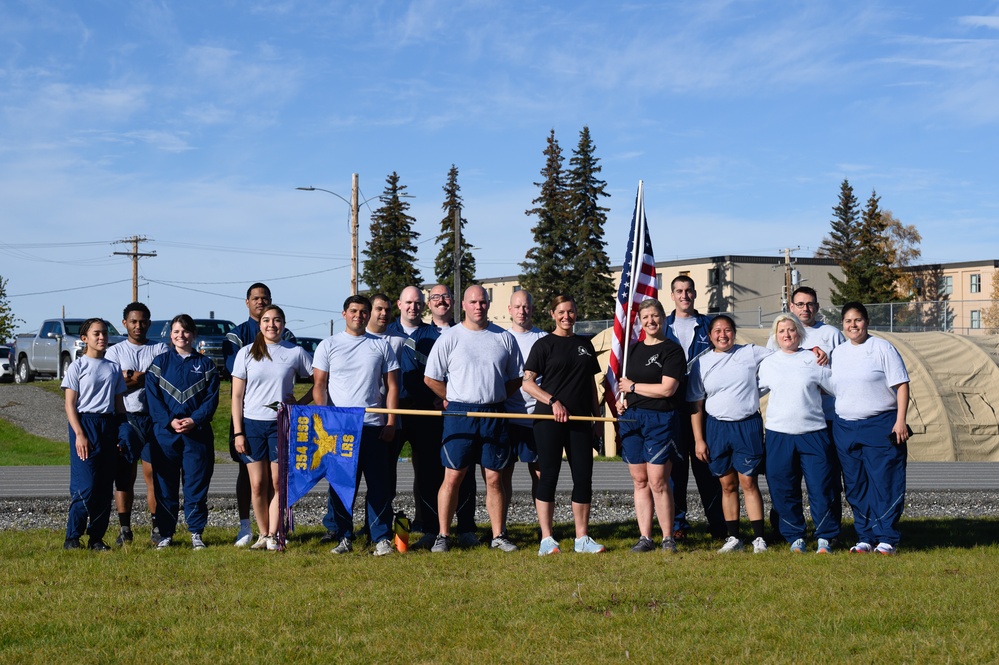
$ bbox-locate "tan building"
[480,255,844,330]
[908,260,999,335]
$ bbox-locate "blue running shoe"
[790,538,806,554]
[574,535,606,554]
[538,537,560,556]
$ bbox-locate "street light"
[298,176,414,296]
[298,174,361,295]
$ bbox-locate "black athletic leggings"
[534,420,593,504]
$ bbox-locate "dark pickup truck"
[149,318,236,376]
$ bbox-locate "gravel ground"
[2,490,997,533]
[0,382,68,441]
[2,383,996,533]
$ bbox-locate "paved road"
[1,461,996,498]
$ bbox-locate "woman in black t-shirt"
[616,299,687,553]
[523,295,604,556]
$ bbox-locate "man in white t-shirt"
[501,289,546,523]
[424,285,523,553]
[104,301,169,547]
[313,295,400,556]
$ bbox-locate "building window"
[971,310,982,330]
[940,275,953,296]
[970,274,982,293]
[708,267,722,286]
[512,285,521,293]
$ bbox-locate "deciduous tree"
[0,276,21,343]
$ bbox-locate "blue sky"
[2,1,998,337]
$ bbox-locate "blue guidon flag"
[277,405,364,548]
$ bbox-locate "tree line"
[361,126,615,330]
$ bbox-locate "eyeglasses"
[428,294,451,303]
[792,301,818,309]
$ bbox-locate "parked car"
[149,318,236,376]
[294,336,323,355]
[0,346,13,382]
[12,318,125,383]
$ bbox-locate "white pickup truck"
[12,318,124,383]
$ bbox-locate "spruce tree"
[566,126,614,321]
[434,164,476,289]
[817,179,859,262]
[830,190,898,306]
[521,129,572,330]
[361,172,421,300]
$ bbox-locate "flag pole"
[620,180,645,392]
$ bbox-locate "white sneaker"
[752,537,768,554]
[718,536,744,553]
[875,542,896,556]
[191,533,207,550]
[850,542,873,554]
[156,536,172,549]
[266,536,280,551]
[372,539,394,556]
[249,535,269,550]
[234,523,253,547]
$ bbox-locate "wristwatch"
[549,396,558,406]
[126,370,135,380]
[629,383,636,393]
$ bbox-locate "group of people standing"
[61,277,911,558]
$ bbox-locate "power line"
[10,279,134,298]
[144,264,349,286]
[142,278,340,314]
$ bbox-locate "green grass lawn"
[1,519,997,663]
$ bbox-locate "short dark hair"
[370,293,392,307]
[343,295,372,312]
[840,301,869,322]
[123,302,151,320]
[671,275,695,291]
[246,282,271,299]
[791,286,818,302]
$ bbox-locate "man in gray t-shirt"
[424,285,523,553]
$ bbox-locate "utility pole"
[777,246,800,313]
[453,206,461,322]
[350,173,359,296]
[113,236,156,301]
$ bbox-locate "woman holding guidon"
[687,315,771,554]
[523,295,604,556]
[616,299,687,553]
[231,304,313,551]
[62,318,128,550]
[831,302,911,555]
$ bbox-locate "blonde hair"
[771,312,805,340]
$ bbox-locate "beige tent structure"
[591,326,999,462]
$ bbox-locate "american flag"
[605,181,657,412]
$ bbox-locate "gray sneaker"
[661,537,677,553]
[631,536,656,553]
[372,539,394,556]
[330,536,353,554]
[457,531,481,548]
[191,533,207,550]
[490,534,518,552]
[431,534,450,553]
